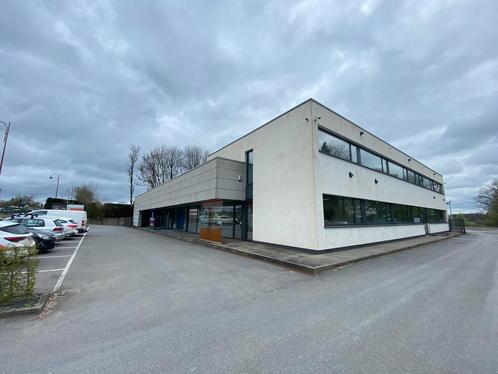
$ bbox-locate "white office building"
[133,99,448,251]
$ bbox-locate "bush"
[0,246,39,305]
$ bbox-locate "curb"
[311,233,463,274]
[0,291,50,318]
[141,228,462,275]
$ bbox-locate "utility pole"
[0,121,10,175]
[50,174,61,199]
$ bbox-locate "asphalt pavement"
[1,225,497,374]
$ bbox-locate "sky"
[0,0,497,212]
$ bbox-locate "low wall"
[88,217,132,226]
[428,223,449,234]
[319,224,426,251]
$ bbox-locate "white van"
[29,209,88,233]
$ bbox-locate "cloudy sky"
[0,0,497,211]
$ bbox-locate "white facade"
[134,98,449,251]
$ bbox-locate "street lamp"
[447,200,453,219]
[0,121,11,175]
[49,174,61,199]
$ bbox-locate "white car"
[0,221,36,253]
[11,217,65,242]
[29,209,88,233]
[52,218,79,237]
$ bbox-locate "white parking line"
[53,233,87,293]
[37,268,65,273]
[38,255,72,259]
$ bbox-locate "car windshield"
[0,224,29,235]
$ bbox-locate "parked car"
[0,221,36,254]
[10,217,65,242]
[29,230,57,252]
[51,217,78,237]
[28,209,88,233]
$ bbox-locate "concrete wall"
[311,100,444,183]
[428,223,450,234]
[133,158,245,226]
[320,224,426,249]
[209,101,319,250]
[310,100,448,250]
[136,98,448,251]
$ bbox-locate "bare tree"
[183,145,209,171]
[164,146,184,180]
[139,146,184,189]
[74,183,99,206]
[127,144,140,205]
[476,179,498,213]
[476,179,498,226]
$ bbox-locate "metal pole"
[50,173,61,199]
[0,121,10,175]
[55,175,60,199]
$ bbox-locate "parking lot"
[1,225,498,373]
[35,234,86,293]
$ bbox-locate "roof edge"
[208,98,314,158]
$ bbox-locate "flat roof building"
[133,99,448,251]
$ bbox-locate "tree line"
[127,144,209,204]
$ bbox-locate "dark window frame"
[323,193,447,228]
[317,128,445,195]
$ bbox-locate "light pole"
[447,200,453,219]
[0,121,10,175]
[50,174,61,199]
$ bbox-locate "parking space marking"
[53,233,87,293]
[38,255,72,259]
[37,268,65,273]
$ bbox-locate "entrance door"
[176,208,185,230]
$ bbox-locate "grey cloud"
[0,0,497,211]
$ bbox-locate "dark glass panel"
[364,200,388,224]
[406,170,416,184]
[351,144,358,163]
[427,209,445,223]
[323,195,354,225]
[391,204,411,224]
[360,149,383,172]
[318,130,351,161]
[188,208,199,233]
[388,161,404,179]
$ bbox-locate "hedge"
[0,246,39,305]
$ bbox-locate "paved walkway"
[140,228,461,274]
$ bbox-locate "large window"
[323,194,446,227]
[391,204,411,224]
[317,128,444,194]
[427,209,445,224]
[246,150,253,199]
[364,200,389,224]
[318,131,351,161]
[323,195,355,225]
[359,149,384,172]
[387,161,404,179]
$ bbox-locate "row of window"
[323,194,446,226]
[318,129,444,194]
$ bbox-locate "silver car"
[11,217,65,242]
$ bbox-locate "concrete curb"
[311,233,463,274]
[141,228,462,275]
[0,291,50,318]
